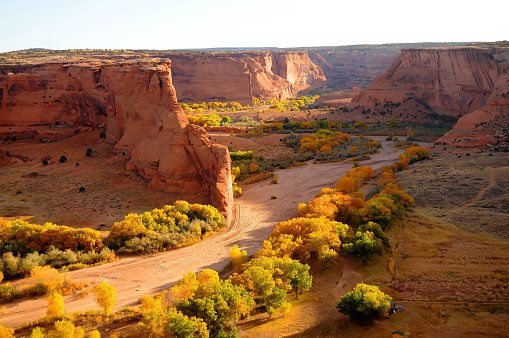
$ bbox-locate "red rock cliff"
[0,60,233,223]
[438,64,509,149]
[309,49,399,89]
[162,51,326,104]
[351,47,501,116]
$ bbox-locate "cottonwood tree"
[336,283,392,322]
[93,281,117,315]
[47,292,64,318]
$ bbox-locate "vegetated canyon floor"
[1,130,508,337]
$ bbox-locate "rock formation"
[350,45,509,149]
[0,60,233,223]
[126,113,233,223]
[162,51,326,104]
[351,47,502,116]
[309,49,399,89]
[438,67,509,148]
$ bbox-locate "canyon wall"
[161,51,326,104]
[438,66,509,148]
[309,50,399,89]
[351,47,502,116]
[350,45,509,148]
[0,60,233,223]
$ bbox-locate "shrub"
[0,325,14,338]
[233,183,243,198]
[108,201,224,254]
[271,174,278,184]
[0,282,20,302]
[230,150,255,161]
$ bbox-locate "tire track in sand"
[0,138,425,328]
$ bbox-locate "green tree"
[342,231,385,264]
[386,118,401,128]
[176,276,253,336]
[336,283,392,322]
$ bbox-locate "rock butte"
[0,60,233,223]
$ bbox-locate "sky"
[0,0,507,53]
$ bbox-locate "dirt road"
[0,138,418,328]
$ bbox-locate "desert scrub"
[106,201,226,255]
[0,247,115,279]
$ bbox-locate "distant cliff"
[351,47,502,116]
[309,49,399,89]
[350,45,509,148]
[161,51,326,104]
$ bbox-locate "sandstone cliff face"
[0,61,181,148]
[162,51,326,104]
[351,47,501,116]
[0,60,233,223]
[438,66,509,148]
[309,50,399,89]
[126,112,233,224]
[168,54,253,105]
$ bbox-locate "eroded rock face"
[0,60,233,223]
[309,50,400,89]
[438,68,509,148]
[126,112,233,223]
[348,46,509,149]
[351,47,502,116]
[165,51,326,104]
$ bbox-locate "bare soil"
[0,133,407,329]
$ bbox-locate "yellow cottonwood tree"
[93,281,117,315]
[47,292,64,318]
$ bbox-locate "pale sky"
[0,0,507,53]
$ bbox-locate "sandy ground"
[0,137,416,328]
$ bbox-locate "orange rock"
[351,47,502,116]
[126,112,233,223]
[0,60,233,222]
[168,51,326,104]
[438,68,509,148]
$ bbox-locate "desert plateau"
[0,4,508,336]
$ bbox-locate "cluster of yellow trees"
[186,113,232,127]
[298,129,351,153]
[181,95,318,115]
[107,201,225,254]
[0,219,113,279]
[181,101,244,113]
[252,95,318,112]
[0,281,116,337]
[0,220,103,254]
